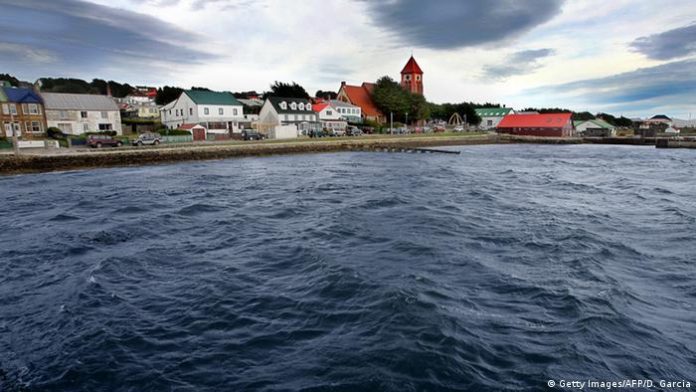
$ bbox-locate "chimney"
[341,81,346,87]
[106,83,112,97]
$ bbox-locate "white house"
[329,99,361,123]
[258,97,320,137]
[42,92,122,135]
[574,119,616,137]
[313,101,347,131]
[160,90,244,134]
[475,107,514,130]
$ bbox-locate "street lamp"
[405,112,409,129]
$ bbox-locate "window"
[405,75,411,81]
[219,108,224,115]
[233,108,238,116]
[57,123,72,133]
[3,123,10,135]
[326,110,332,116]
[290,102,297,110]
[169,109,172,115]
[98,124,112,131]
[416,75,421,81]
[280,102,287,110]
[80,111,88,118]
[31,121,42,133]
[298,103,304,110]
[204,108,210,115]
[9,104,17,115]
[487,120,493,126]
[1,104,8,115]
[21,104,28,115]
[59,110,69,119]
[190,108,193,116]
[83,124,89,132]
[101,111,108,119]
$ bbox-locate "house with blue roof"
[1,86,47,138]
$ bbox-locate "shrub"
[167,129,193,136]
[47,127,67,139]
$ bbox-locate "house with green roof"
[160,89,244,134]
[573,119,616,137]
[475,107,514,130]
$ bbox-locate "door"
[193,128,206,141]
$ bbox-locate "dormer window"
[290,102,297,110]
[279,101,287,110]
[298,103,305,110]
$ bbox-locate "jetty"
[655,138,696,149]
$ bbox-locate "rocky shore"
[0,134,587,175]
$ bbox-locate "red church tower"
[400,56,423,95]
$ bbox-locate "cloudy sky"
[1,0,695,118]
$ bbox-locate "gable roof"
[401,56,423,74]
[42,92,118,111]
[498,113,573,129]
[180,123,206,130]
[339,83,381,117]
[574,119,615,129]
[312,102,330,112]
[329,99,359,109]
[475,107,512,117]
[184,90,241,106]
[267,96,315,114]
[2,87,43,104]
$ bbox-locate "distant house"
[313,101,347,131]
[160,90,244,134]
[574,119,616,137]
[329,99,361,123]
[337,82,384,123]
[475,107,514,130]
[497,113,574,137]
[258,97,320,137]
[42,92,121,135]
[0,86,47,138]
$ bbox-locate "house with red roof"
[312,101,347,132]
[497,113,575,137]
[337,82,383,123]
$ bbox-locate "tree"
[0,73,21,86]
[572,111,595,121]
[371,76,410,122]
[315,90,337,100]
[191,86,211,91]
[522,107,572,113]
[428,102,481,125]
[265,81,310,99]
[155,86,184,105]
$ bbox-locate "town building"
[497,113,574,137]
[313,101,347,131]
[160,90,244,134]
[329,99,361,123]
[42,92,122,135]
[574,119,616,137]
[337,82,383,123]
[475,107,514,130]
[400,56,424,95]
[0,85,47,138]
[257,97,320,137]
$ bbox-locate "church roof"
[401,56,423,74]
[339,83,381,117]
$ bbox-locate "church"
[337,56,424,124]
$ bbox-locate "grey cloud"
[630,22,696,60]
[483,48,555,79]
[364,0,564,49]
[0,0,216,79]
[525,59,696,113]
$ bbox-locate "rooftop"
[185,90,241,106]
[498,113,573,129]
[42,92,120,111]
[475,107,513,117]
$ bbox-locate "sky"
[0,0,695,119]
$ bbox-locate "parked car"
[453,125,465,132]
[347,126,362,136]
[241,130,265,140]
[332,129,346,137]
[434,125,446,132]
[87,135,123,148]
[132,132,161,146]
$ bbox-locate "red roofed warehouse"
[497,113,574,137]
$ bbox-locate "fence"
[162,135,193,144]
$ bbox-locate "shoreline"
[0,134,652,175]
